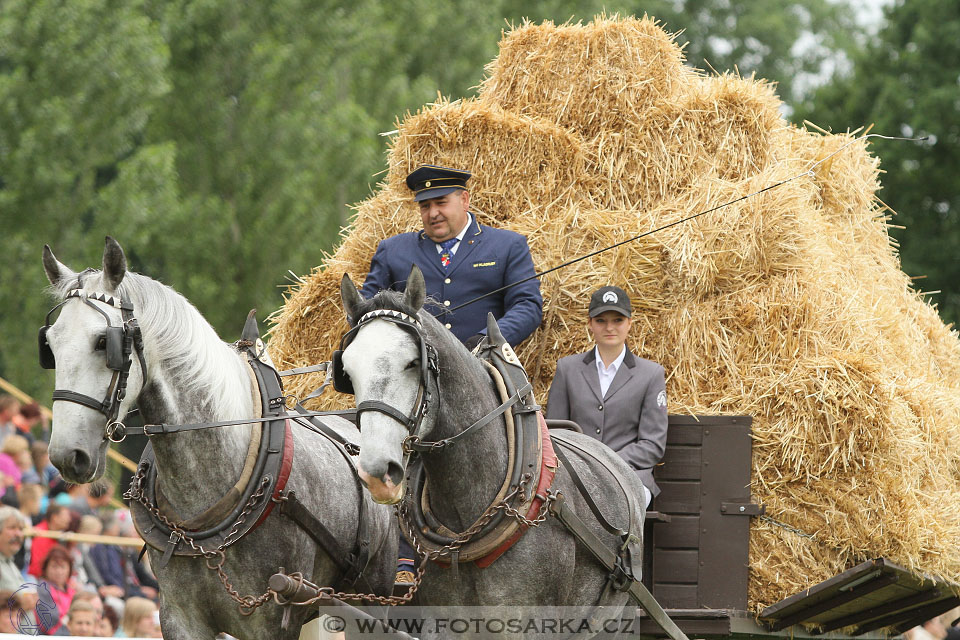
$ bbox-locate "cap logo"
[602,291,619,304]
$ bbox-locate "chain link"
[126,468,557,616]
[758,514,821,541]
[124,466,275,614]
[401,474,556,562]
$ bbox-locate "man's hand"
[463,334,485,351]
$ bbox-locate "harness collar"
[401,332,556,567]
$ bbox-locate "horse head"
[340,266,435,504]
[41,237,143,482]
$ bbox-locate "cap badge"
[602,291,619,303]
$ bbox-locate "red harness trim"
[253,418,294,529]
[473,412,558,568]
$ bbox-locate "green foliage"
[796,0,960,327]
[0,0,170,397]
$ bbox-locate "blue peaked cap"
[405,165,471,202]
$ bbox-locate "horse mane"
[50,269,249,418]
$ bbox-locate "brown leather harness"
[122,314,374,591]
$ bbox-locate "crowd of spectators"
[0,394,161,637]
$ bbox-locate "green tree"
[0,0,170,398]
[795,0,960,326]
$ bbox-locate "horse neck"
[421,345,510,531]
[130,283,257,521]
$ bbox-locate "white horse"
[339,267,649,639]
[41,237,398,639]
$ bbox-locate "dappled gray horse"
[340,266,647,639]
[41,237,397,640]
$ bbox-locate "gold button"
[444,300,451,306]
[444,278,451,284]
[425,181,431,187]
[445,323,452,329]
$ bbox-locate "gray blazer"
[545,349,668,497]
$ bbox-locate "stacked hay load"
[268,15,960,610]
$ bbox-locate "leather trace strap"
[548,493,689,640]
[552,440,631,537]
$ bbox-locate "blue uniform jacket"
[360,217,543,346]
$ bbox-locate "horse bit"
[39,273,146,442]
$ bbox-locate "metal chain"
[401,474,557,562]
[758,514,821,541]
[276,562,428,608]
[124,466,275,614]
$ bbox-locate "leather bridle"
[334,309,440,449]
[335,308,532,454]
[39,278,146,442]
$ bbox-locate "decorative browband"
[65,288,123,309]
[358,309,422,330]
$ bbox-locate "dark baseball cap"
[588,285,632,317]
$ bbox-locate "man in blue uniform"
[360,165,543,348]
[361,164,543,582]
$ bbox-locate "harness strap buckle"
[158,531,180,570]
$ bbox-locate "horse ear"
[42,245,76,286]
[102,236,127,291]
[341,273,364,323]
[403,265,426,311]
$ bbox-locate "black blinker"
[332,349,354,395]
[39,326,56,369]
[105,326,126,371]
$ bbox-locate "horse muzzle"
[357,466,405,504]
[50,442,104,484]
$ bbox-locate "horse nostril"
[67,449,91,476]
[386,461,405,488]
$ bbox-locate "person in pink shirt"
[39,545,77,634]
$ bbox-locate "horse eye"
[94,335,107,351]
[404,359,420,371]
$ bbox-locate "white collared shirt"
[595,345,626,398]
[434,213,473,255]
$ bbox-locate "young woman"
[545,285,669,508]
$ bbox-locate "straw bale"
[268,15,960,611]
[585,74,783,212]
[479,15,691,140]
[383,98,598,225]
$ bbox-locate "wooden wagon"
[634,414,960,639]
